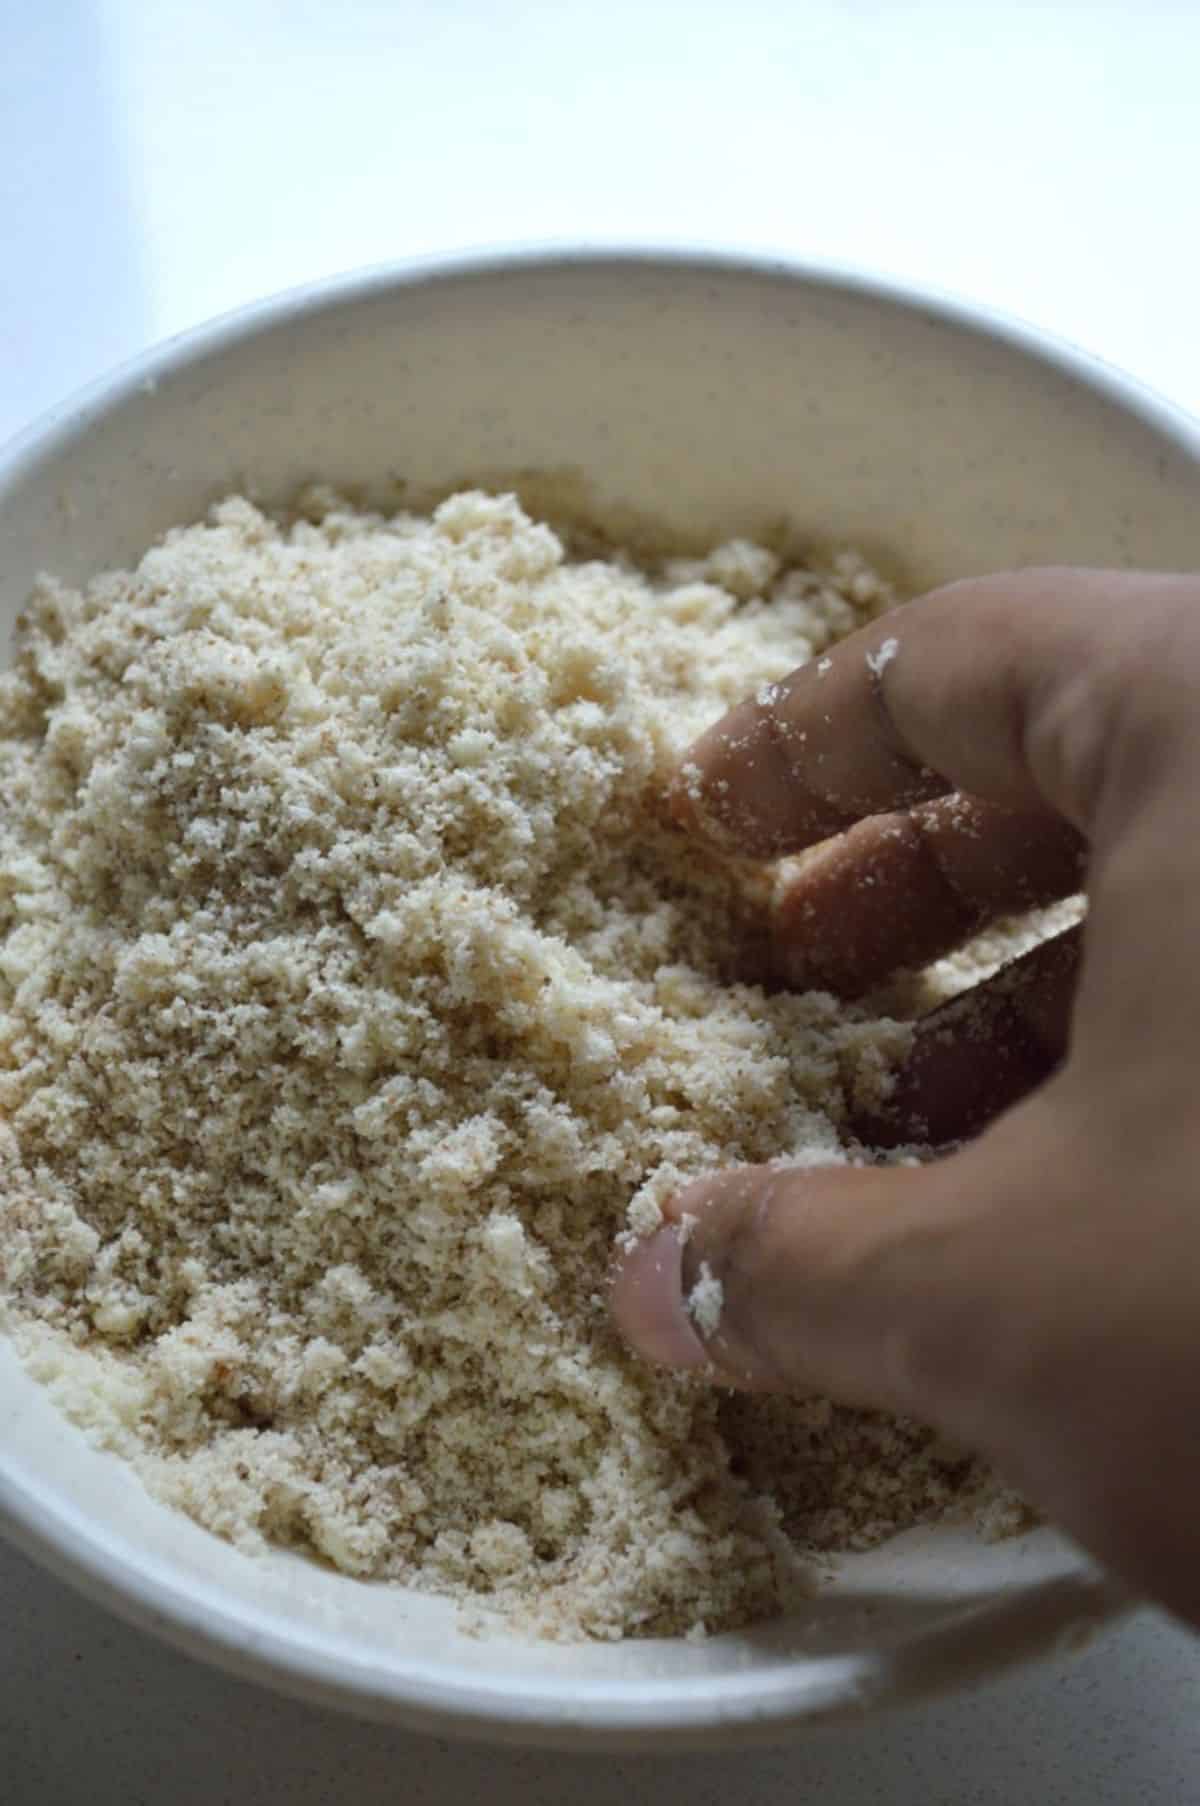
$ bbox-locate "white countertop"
[3,2,1199,1798]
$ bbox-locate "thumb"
[611,1150,1012,1426]
[612,1121,1200,1632]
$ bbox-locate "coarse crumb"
[0,491,1014,1640]
[865,635,899,678]
[686,1262,724,1340]
[720,1394,1035,1553]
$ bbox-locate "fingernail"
[611,1226,710,1369]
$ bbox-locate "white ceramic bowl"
[1,250,1198,1750]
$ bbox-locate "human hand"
[612,568,1200,1630]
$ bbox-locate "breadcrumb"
[686,1262,724,1339]
[866,635,899,678]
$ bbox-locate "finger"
[611,929,1080,1394]
[610,1116,1200,1632]
[670,570,1195,858]
[611,1088,1085,1414]
[854,925,1081,1147]
[610,1220,712,1374]
[773,795,1086,997]
[611,1148,999,1409]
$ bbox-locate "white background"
[2,2,1200,1800]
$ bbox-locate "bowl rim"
[0,1461,1135,1749]
[3,240,1198,482]
[0,243,1187,1748]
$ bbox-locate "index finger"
[669,568,1180,857]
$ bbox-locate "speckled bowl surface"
[1,249,1197,1749]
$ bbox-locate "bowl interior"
[0,253,1195,1744]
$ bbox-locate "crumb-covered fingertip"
[610,1226,710,1370]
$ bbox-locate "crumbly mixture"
[0,491,1015,1640]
